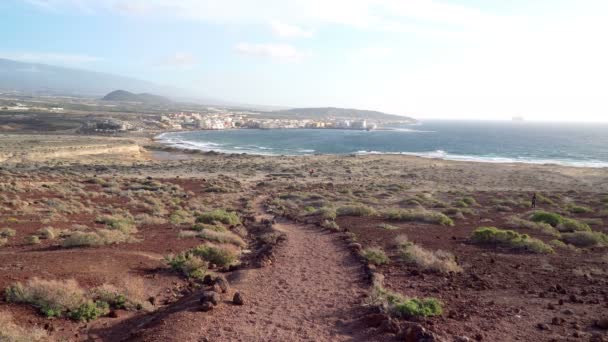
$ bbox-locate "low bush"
[165,252,208,279]
[169,210,195,225]
[196,209,241,226]
[530,211,563,227]
[549,239,579,251]
[95,214,137,234]
[0,311,48,341]
[317,207,337,220]
[399,239,462,273]
[337,205,376,217]
[197,229,246,247]
[471,227,553,254]
[362,247,389,265]
[567,204,593,214]
[371,286,443,318]
[0,237,7,247]
[5,278,86,318]
[556,218,591,233]
[37,226,60,240]
[506,217,560,237]
[560,231,608,248]
[377,223,399,230]
[321,220,340,231]
[383,209,454,226]
[0,228,16,237]
[68,300,109,322]
[192,223,226,232]
[25,235,40,245]
[62,229,133,248]
[192,244,238,267]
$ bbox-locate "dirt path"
[106,197,372,341]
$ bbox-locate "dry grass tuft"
[0,311,48,342]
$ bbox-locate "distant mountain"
[102,90,171,104]
[273,107,415,122]
[0,58,181,97]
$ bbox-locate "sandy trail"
[113,197,371,342]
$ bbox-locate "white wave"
[356,150,608,168]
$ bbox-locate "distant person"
[531,193,537,208]
[309,169,315,177]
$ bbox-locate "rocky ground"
[0,133,607,341]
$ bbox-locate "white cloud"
[161,52,198,67]
[234,43,308,62]
[358,47,394,58]
[0,52,102,65]
[270,21,312,39]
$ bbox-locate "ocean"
[156,120,608,168]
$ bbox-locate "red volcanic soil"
[338,192,608,341]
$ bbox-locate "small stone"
[596,317,608,330]
[201,291,220,305]
[547,303,556,310]
[202,274,214,285]
[200,302,214,312]
[108,310,119,318]
[214,276,230,293]
[551,317,564,326]
[233,292,244,305]
[211,283,223,294]
[563,309,575,315]
[558,299,564,305]
[537,323,550,330]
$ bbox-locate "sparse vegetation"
[398,236,462,273]
[371,285,443,318]
[5,278,87,319]
[0,228,16,237]
[197,229,246,247]
[62,229,133,248]
[560,231,608,248]
[383,209,454,226]
[557,218,591,232]
[471,227,553,254]
[337,205,376,217]
[196,209,241,226]
[24,235,40,245]
[506,216,560,237]
[191,244,238,267]
[321,219,340,231]
[165,252,208,279]
[377,223,399,230]
[0,311,48,341]
[567,204,593,214]
[362,247,389,265]
[530,211,563,227]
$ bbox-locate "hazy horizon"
[2,0,608,121]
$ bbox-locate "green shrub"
[371,286,443,318]
[506,216,560,237]
[557,218,591,233]
[462,196,478,206]
[452,200,469,208]
[530,211,563,227]
[384,209,454,226]
[336,205,376,217]
[62,229,132,248]
[197,229,246,247]
[165,252,208,279]
[25,235,40,245]
[560,231,608,248]
[196,209,241,226]
[362,247,389,265]
[192,223,226,232]
[169,210,195,225]
[377,223,399,230]
[317,207,337,220]
[191,244,238,267]
[549,239,579,251]
[5,278,86,318]
[95,214,137,234]
[37,227,59,240]
[0,228,16,237]
[537,193,557,206]
[567,204,593,214]
[471,227,553,254]
[69,300,109,322]
[393,298,443,318]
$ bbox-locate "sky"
[2,0,608,121]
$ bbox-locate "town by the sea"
[157,120,608,168]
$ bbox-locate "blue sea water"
[157,120,608,168]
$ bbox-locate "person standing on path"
[531,193,537,208]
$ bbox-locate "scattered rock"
[201,291,220,305]
[563,309,575,315]
[537,323,550,330]
[349,242,362,251]
[401,322,443,342]
[211,283,223,294]
[200,302,214,312]
[547,303,556,310]
[233,292,244,305]
[148,296,156,306]
[214,276,230,293]
[202,274,214,285]
[108,310,119,318]
[596,317,608,330]
[551,317,564,325]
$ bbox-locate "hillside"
[0,58,178,96]
[272,107,415,122]
[102,90,171,104]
